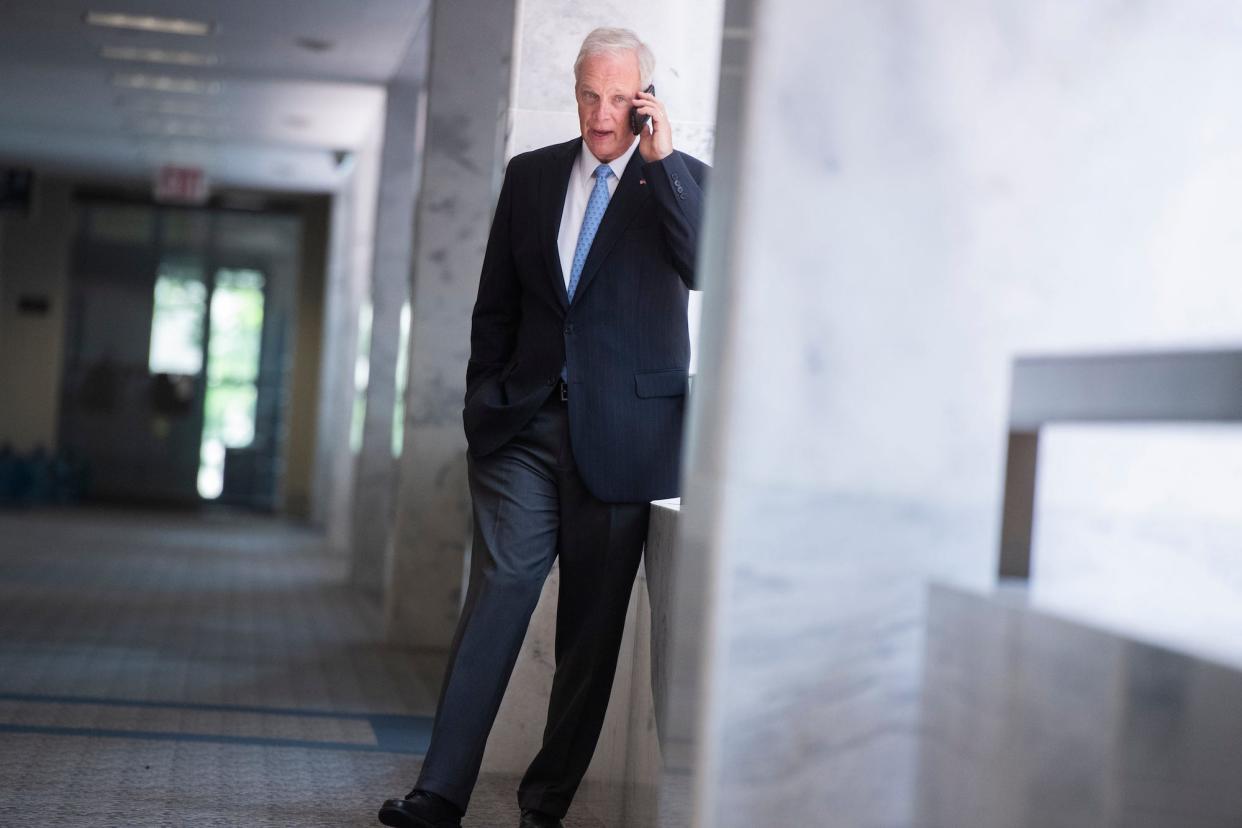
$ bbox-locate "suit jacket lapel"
[570,148,650,306]
[539,138,579,310]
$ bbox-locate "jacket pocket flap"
[635,368,688,398]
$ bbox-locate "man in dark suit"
[379,26,705,828]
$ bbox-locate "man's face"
[575,50,641,163]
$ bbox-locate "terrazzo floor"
[0,507,602,827]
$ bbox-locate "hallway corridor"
[0,509,598,827]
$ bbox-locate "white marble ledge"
[920,582,1242,827]
[483,496,682,828]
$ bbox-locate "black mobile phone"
[629,84,656,135]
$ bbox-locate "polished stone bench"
[921,348,1242,826]
[999,349,1242,580]
[919,582,1242,827]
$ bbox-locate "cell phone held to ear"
[629,84,656,135]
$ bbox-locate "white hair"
[574,27,655,88]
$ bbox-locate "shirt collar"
[578,137,639,186]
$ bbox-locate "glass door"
[61,201,295,509]
[198,268,266,499]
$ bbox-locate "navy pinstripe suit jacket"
[462,137,707,503]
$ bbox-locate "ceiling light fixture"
[113,73,222,95]
[295,37,334,53]
[102,46,220,67]
[85,12,214,36]
[131,117,231,138]
[119,97,224,118]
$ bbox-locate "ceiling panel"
[0,0,430,192]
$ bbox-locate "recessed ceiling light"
[119,97,224,118]
[113,73,222,95]
[85,12,214,36]
[102,46,220,67]
[131,117,231,138]
[295,37,335,53]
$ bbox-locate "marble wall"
[505,0,723,162]
[385,0,519,648]
[670,1,1242,826]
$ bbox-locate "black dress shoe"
[518,809,564,828]
[378,789,463,828]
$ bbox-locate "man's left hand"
[633,89,673,163]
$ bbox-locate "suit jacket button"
[546,377,556,386]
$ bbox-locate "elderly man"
[379,27,706,828]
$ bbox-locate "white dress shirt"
[556,138,640,289]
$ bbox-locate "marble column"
[385,0,518,648]
[670,1,1242,826]
[309,124,382,553]
[349,22,430,595]
[308,175,359,536]
[671,1,985,822]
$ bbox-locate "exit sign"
[154,165,209,204]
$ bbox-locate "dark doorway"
[58,198,302,510]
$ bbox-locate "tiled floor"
[0,507,601,827]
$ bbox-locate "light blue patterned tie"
[561,163,613,383]
[567,163,614,302]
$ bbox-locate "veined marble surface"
[310,125,380,552]
[920,584,1242,828]
[673,1,1242,825]
[385,0,518,649]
